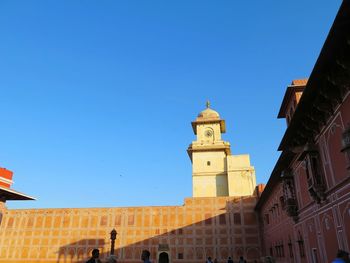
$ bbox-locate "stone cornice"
[187,143,232,161]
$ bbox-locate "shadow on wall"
[56,197,261,263]
[56,239,106,263]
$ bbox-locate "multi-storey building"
[255,1,350,262]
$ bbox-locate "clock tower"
[188,102,256,197]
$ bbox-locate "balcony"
[285,198,298,222]
[307,177,326,203]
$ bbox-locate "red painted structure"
[0,166,34,201]
[256,1,350,262]
[0,166,35,226]
[0,168,13,188]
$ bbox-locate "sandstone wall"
[0,196,260,263]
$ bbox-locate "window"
[297,232,305,257]
[205,218,212,225]
[280,196,285,209]
[219,214,226,225]
[282,169,299,221]
[341,125,350,169]
[275,243,284,257]
[233,213,241,225]
[288,238,294,258]
[207,161,211,166]
[312,248,318,263]
[204,213,212,225]
[310,155,323,185]
[264,214,270,225]
[178,253,183,259]
[275,204,280,216]
[304,148,326,203]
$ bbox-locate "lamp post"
[110,229,117,255]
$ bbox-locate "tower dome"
[191,101,226,135]
[197,108,220,120]
[196,101,220,121]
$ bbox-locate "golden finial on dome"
[206,100,210,109]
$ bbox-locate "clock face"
[205,130,213,138]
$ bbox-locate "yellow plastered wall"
[227,155,256,196]
[192,152,228,197]
[192,152,226,175]
[192,175,229,197]
[196,123,222,142]
[192,153,256,197]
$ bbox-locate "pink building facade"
[256,1,350,262]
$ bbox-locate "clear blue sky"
[0,1,342,209]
